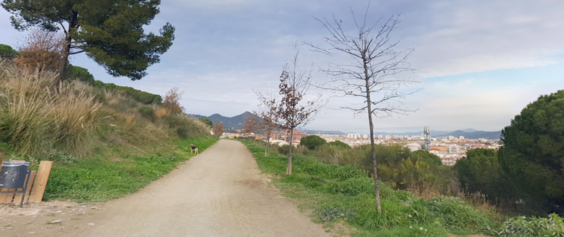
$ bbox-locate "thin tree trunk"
[363,55,382,212]
[265,131,270,157]
[54,35,71,94]
[286,129,294,175]
[54,11,78,94]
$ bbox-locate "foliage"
[455,149,516,205]
[44,137,218,202]
[0,43,18,59]
[300,135,327,150]
[275,50,323,175]
[499,90,564,214]
[253,90,280,157]
[137,106,156,121]
[278,145,290,155]
[327,140,351,149]
[212,122,224,138]
[242,115,257,136]
[91,80,162,105]
[496,214,564,237]
[162,87,184,114]
[241,140,496,236]
[65,64,94,84]
[199,117,213,127]
[2,0,175,81]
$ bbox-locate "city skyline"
[1,0,563,133]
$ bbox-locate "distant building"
[378,135,383,140]
[459,136,465,140]
[404,143,421,152]
[385,134,391,140]
[362,134,368,139]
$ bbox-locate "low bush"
[137,106,156,121]
[278,144,290,155]
[496,214,564,237]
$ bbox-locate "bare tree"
[275,50,324,175]
[212,122,224,139]
[15,29,65,74]
[307,6,417,212]
[162,87,185,114]
[253,91,280,157]
[242,115,257,137]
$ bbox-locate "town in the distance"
[199,112,501,167]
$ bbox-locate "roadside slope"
[64,139,328,237]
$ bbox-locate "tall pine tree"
[2,0,175,91]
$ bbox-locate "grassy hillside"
[0,60,217,202]
[240,140,564,237]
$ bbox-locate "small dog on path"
[190,144,199,155]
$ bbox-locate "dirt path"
[1,140,330,237]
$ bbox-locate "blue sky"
[1,0,563,133]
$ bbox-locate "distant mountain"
[192,111,257,132]
[192,112,501,139]
[299,129,346,135]
[444,130,502,140]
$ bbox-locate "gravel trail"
[13,139,330,237]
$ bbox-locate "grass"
[241,140,497,237]
[43,136,218,202]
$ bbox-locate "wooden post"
[28,161,53,204]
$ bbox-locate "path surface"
[1,140,330,237]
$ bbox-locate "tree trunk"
[54,11,78,94]
[363,55,382,212]
[286,129,294,175]
[54,35,71,94]
[265,131,270,157]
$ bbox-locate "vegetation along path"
[46,139,328,237]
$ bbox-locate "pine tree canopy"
[499,90,564,213]
[2,0,175,80]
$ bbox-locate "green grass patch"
[241,140,496,237]
[43,136,218,202]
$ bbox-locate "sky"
[1,0,563,134]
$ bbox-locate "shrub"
[278,144,290,155]
[65,64,94,83]
[162,87,184,114]
[497,213,564,237]
[327,140,351,149]
[300,135,327,150]
[199,117,213,127]
[137,106,156,121]
[0,43,18,59]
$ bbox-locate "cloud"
[0,0,563,133]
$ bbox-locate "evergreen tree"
[499,90,564,214]
[2,0,175,90]
[300,135,327,150]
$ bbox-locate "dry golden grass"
[0,61,102,156]
[155,108,170,119]
[0,60,210,158]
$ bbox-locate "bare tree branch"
[307,3,418,212]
